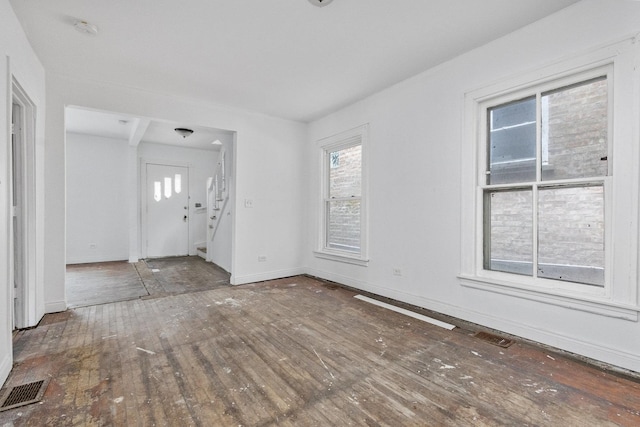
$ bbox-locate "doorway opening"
[63,107,236,304]
[10,80,37,330]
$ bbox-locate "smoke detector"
[74,20,99,36]
[308,0,334,7]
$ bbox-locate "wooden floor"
[2,275,639,426]
[66,256,231,307]
[66,261,149,308]
[142,256,231,297]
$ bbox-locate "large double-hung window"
[484,75,609,287]
[461,40,639,319]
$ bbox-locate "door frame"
[140,159,192,259]
[9,78,37,330]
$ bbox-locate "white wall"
[66,133,129,263]
[305,0,640,373]
[0,0,46,386]
[138,142,217,257]
[43,73,307,311]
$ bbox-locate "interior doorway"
[145,163,190,257]
[10,80,36,330]
[63,106,237,296]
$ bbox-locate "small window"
[316,125,368,264]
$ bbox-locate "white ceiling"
[65,107,233,150]
[11,0,580,123]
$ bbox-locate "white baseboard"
[0,349,13,387]
[45,300,67,313]
[305,267,640,374]
[0,352,11,388]
[232,267,306,285]
[66,254,128,264]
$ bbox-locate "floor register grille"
[0,379,49,412]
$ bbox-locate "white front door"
[146,164,189,258]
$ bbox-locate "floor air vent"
[474,331,514,348]
[0,379,49,412]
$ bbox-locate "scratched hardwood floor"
[66,261,149,308]
[1,275,639,426]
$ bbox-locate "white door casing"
[145,163,189,258]
[11,101,24,329]
[10,80,37,330]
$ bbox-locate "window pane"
[326,199,360,253]
[484,189,533,275]
[541,78,608,180]
[538,186,604,286]
[329,145,361,198]
[488,97,536,184]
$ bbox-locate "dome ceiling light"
[308,0,334,7]
[174,128,194,139]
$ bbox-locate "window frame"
[479,66,612,290]
[460,39,640,320]
[315,124,369,266]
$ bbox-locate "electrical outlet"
[392,268,402,276]
[244,199,254,208]
[258,255,267,262]
[89,243,97,249]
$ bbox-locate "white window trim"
[314,124,369,265]
[460,37,640,320]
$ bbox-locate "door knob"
[183,215,187,222]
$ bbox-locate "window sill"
[458,274,639,321]
[314,250,369,266]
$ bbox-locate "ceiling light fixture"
[73,20,99,36]
[175,128,194,139]
[308,0,334,7]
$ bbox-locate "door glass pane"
[484,189,533,275]
[538,185,604,286]
[541,77,608,180]
[488,97,536,184]
[326,199,361,253]
[174,173,182,194]
[164,177,172,198]
[329,145,361,198]
[154,181,162,202]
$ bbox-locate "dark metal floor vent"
[474,331,514,348]
[0,379,49,412]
